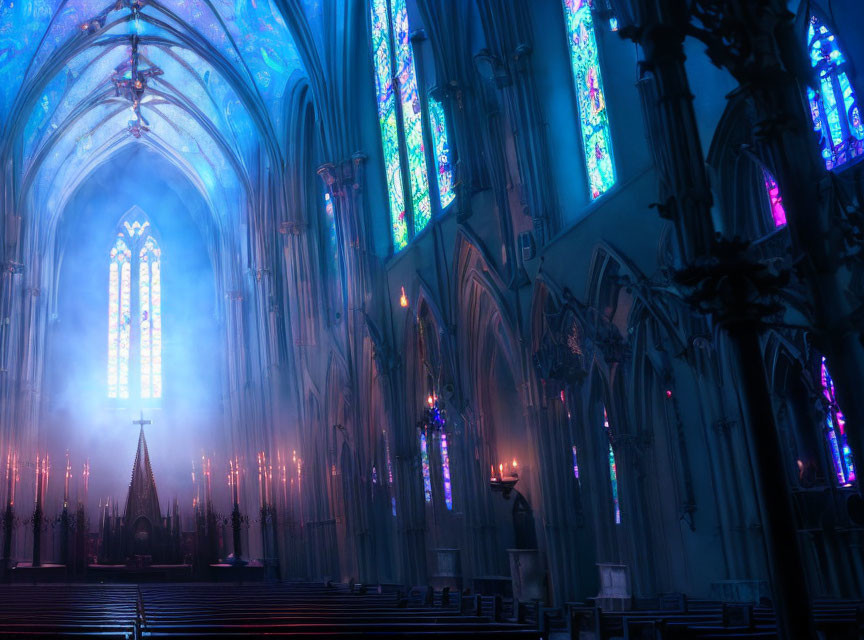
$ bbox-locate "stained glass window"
[419,428,432,502]
[820,357,856,486]
[563,0,616,199]
[139,236,162,399]
[807,15,864,170]
[369,0,453,250]
[572,445,580,479]
[763,170,787,228]
[440,432,453,510]
[429,96,455,210]
[603,407,621,524]
[324,192,338,272]
[370,0,408,250]
[107,213,162,401]
[107,236,132,399]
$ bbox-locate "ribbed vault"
[1,0,324,230]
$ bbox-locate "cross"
[132,411,151,430]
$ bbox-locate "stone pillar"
[689,1,864,496]
[614,1,815,635]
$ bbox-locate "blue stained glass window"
[324,192,338,271]
[369,0,453,250]
[429,96,455,210]
[807,15,864,170]
[603,407,621,524]
[563,0,616,199]
[419,428,432,502]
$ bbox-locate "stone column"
[615,1,814,635]
[687,1,864,495]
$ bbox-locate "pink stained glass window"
[763,170,786,228]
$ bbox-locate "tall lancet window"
[107,236,132,399]
[369,0,455,251]
[603,406,621,524]
[807,15,864,170]
[563,0,616,199]
[107,213,162,401]
[820,357,856,486]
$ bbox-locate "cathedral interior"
[0,0,863,638]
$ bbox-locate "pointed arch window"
[762,169,787,228]
[563,0,616,199]
[369,0,455,252]
[807,15,864,170]
[603,406,621,524]
[820,357,856,486]
[107,212,162,401]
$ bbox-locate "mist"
[40,146,226,520]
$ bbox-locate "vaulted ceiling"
[1,0,329,225]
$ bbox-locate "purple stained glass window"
[763,170,786,228]
[821,357,856,486]
[807,15,864,170]
[440,432,453,510]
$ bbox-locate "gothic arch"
[707,94,788,240]
[763,330,864,597]
[454,235,531,577]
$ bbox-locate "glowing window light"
[821,357,856,485]
[419,429,432,502]
[369,0,452,249]
[107,236,132,399]
[603,407,621,524]
[324,192,338,271]
[370,0,409,250]
[563,0,616,199]
[440,432,453,510]
[763,170,787,228]
[139,236,162,399]
[807,15,864,170]
[428,96,455,210]
[384,430,394,484]
[391,0,432,235]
